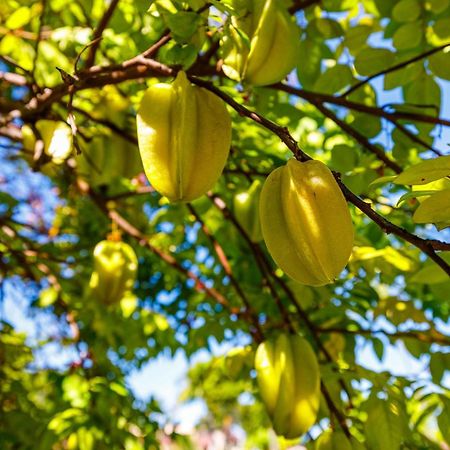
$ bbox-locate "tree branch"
[342,42,450,97]
[187,203,264,342]
[83,0,121,69]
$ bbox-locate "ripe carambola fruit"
[89,241,138,305]
[222,0,299,86]
[233,180,263,242]
[260,159,354,286]
[254,334,320,439]
[136,71,231,202]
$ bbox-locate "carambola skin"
[222,0,300,86]
[260,158,354,286]
[254,334,321,439]
[90,241,138,305]
[136,71,232,202]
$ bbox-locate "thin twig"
[342,42,450,97]
[84,0,121,68]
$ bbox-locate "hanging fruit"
[221,0,300,86]
[260,158,354,286]
[136,71,232,202]
[89,240,138,305]
[254,333,321,439]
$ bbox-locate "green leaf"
[437,398,450,444]
[364,395,407,450]
[384,60,423,90]
[354,47,395,76]
[409,258,450,284]
[344,25,373,54]
[164,11,201,41]
[314,64,353,94]
[429,49,450,80]
[310,18,344,39]
[351,113,382,138]
[368,175,398,189]
[426,0,450,13]
[297,39,324,89]
[413,189,450,224]
[430,352,450,384]
[393,22,423,50]
[432,18,450,42]
[392,0,421,22]
[372,338,385,361]
[393,155,450,185]
[330,145,359,173]
[404,72,441,107]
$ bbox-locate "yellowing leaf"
[394,155,450,185]
[413,189,450,225]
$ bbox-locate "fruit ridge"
[222,0,300,86]
[254,334,320,439]
[259,158,354,286]
[136,71,231,202]
[89,240,138,305]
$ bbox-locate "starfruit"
[222,0,300,86]
[89,240,138,305]
[136,71,231,202]
[260,159,354,286]
[255,333,320,439]
[233,179,263,242]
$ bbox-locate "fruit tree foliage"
[0,0,450,449]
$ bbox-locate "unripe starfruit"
[233,179,263,242]
[255,333,320,439]
[222,0,300,86]
[260,159,354,286]
[136,71,232,202]
[89,240,138,305]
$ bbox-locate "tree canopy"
[1,0,450,448]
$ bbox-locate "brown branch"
[31,0,47,85]
[68,104,138,145]
[83,0,121,68]
[389,118,442,157]
[321,382,351,437]
[318,327,450,346]
[307,97,403,173]
[2,50,449,274]
[289,0,321,13]
[276,84,450,130]
[188,76,450,275]
[338,182,450,273]
[342,42,450,97]
[0,71,28,86]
